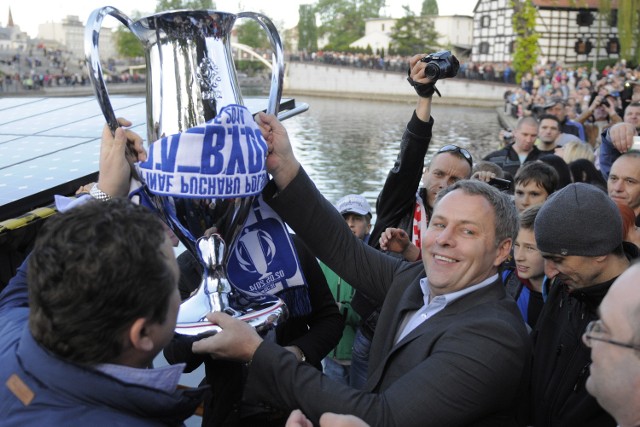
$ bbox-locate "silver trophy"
[85,7,288,336]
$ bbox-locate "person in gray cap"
[320,194,372,386]
[527,182,636,427]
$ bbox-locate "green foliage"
[297,4,318,52]
[389,6,440,56]
[115,27,144,58]
[421,0,439,16]
[314,0,385,51]
[236,19,270,49]
[155,0,216,11]
[235,60,267,75]
[511,0,539,83]
[617,0,640,63]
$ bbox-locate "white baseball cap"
[335,194,372,217]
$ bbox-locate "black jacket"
[527,239,639,427]
[164,234,344,427]
[353,112,434,329]
[483,144,543,178]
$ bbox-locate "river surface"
[279,95,502,213]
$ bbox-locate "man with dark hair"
[537,114,562,154]
[543,97,586,141]
[513,161,559,213]
[188,100,532,426]
[484,115,542,177]
[529,183,635,426]
[583,262,640,427]
[0,197,203,425]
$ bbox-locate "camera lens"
[424,63,440,80]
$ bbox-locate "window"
[576,10,595,26]
[479,41,490,54]
[481,15,491,28]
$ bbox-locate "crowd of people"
[1,51,640,427]
[289,50,517,83]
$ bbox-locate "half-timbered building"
[472,0,620,64]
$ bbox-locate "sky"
[3,0,477,39]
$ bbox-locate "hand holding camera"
[407,50,459,98]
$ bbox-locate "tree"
[115,27,145,58]
[236,19,270,49]
[297,4,318,53]
[617,0,640,64]
[511,0,539,83]
[314,0,385,51]
[155,0,215,11]
[421,0,439,16]
[389,6,440,56]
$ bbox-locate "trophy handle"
[85,6,138,133]
[236,12,284,116]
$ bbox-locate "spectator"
[598,102,640,177]
[0,197,205,425]
[543,97,586,141]
[484,116,542,177]
[536,114,562,154]
[503,205,547,329]
[569,158,607,191]
[529,183,635,426]
[560,140,596,164]
[583,262,640,427]
[607,151,640,225]
[320,194,372,386]
[513,161,559,213]
[538,154,572,189]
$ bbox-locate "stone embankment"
[283,62,513,108]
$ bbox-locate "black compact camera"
[488,177,512,192]
[421,51,460,81]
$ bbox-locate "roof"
[532,0,618,9]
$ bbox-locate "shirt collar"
[95,362,186,393]
[419,273,499,306]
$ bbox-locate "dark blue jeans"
[349,327,371,389]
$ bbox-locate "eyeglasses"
[582,320,640,351]
[436,145,473,169]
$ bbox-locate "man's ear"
[493,239,513,267]
[128,318,155,352]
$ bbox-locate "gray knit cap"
[534,183,623,256]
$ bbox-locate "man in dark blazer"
[192,58,532,426]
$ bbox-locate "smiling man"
[529,183,634,426]
[190,107,532,426]
[608,151,640,225]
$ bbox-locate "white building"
[349,15,473,55]
[39,15,118,61]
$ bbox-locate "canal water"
[280,95,503,211]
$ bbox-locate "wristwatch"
[294,345,306,362]
[90,184,112,202]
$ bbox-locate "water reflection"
[282,95,502,213]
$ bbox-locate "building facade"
[350,15,473,55]
[472,0,620,64]
[39,15,117,61]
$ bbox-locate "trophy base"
[175,293,288,337]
